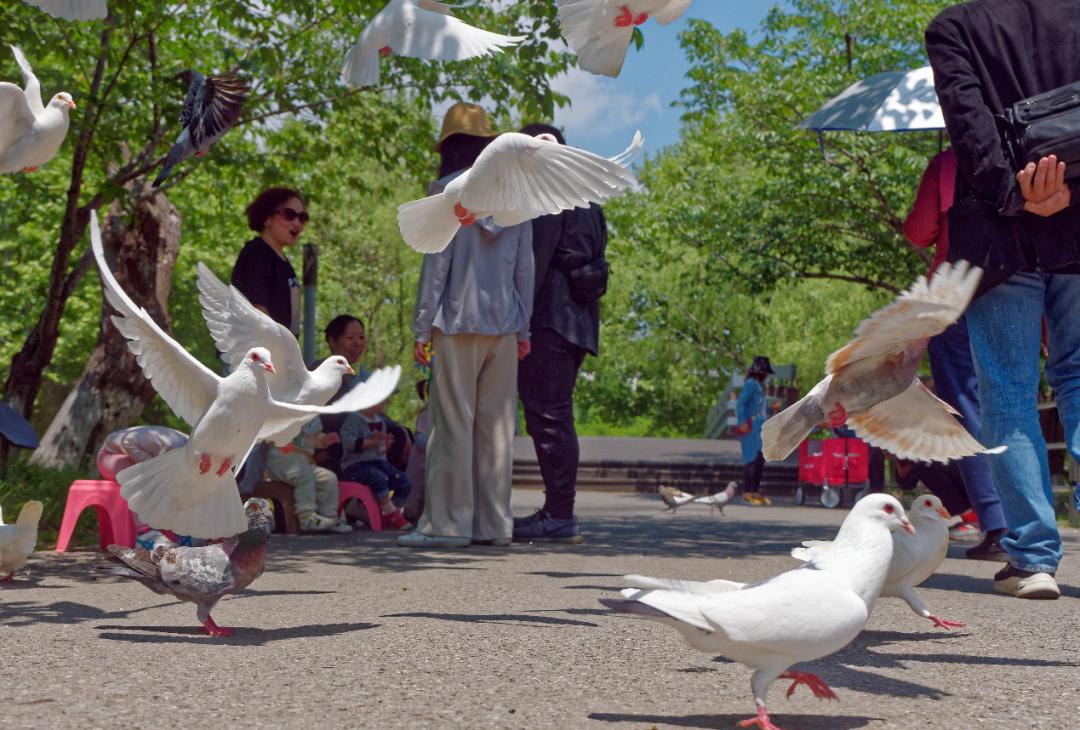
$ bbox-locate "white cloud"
[551,67,662,139]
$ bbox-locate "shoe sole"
[994,576,1061,599]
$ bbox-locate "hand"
[1017,155,1066,203]
[414,340,430,366]
[517,339,531,361]
[733,422,751,436]
[312,432,340,449]
[1023,185,1071,217]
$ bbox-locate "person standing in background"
[735,356,772,505]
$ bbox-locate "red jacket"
[903,148,956,275]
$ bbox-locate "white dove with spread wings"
[91,212,400,538]
[557,0,693,77]
[341,0,525,88]
[0,45,75,174]
[21,0,107,21]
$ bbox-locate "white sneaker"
[299,512,338,532]
[993,564,1061,599]
[329,519,353,534]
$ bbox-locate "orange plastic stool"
[55,480,136,552]
[337,481,383,531]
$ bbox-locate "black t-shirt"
[230,237,300,334]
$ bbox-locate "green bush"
[0,456,97,549]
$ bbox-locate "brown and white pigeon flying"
[152,71,249,188]
[600,494,914,730]
[91,211,401,539]
[20,0,107,21]
[108,498,273,636]
[341,0,525,88]
[762,260,1005,465]
[0,45,75,174]
[0,500,43,581]
[792,494,963,630]
[556,0,693,77]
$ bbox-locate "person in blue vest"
[734,356,773,505]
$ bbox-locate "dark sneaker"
[993,564,1060,599]
[965,532,1008,561]
[512,511,584,544]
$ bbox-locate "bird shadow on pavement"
[0,598,178,626]
[93,621,379,645]
[381,611,598,627]
[523,570,625,579]
[588,712,880,729]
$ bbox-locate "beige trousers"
[416,331,518,540]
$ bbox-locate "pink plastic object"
[55,480,136,552]
[337,481,383,531]
[844,438,870,483]
[798,440,825,485]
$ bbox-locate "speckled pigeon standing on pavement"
[108,498,273,636]
[152,70,249,188]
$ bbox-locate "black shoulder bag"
[999,80,1080,180]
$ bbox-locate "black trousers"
[743,452,765,494]
[518,327,588,520]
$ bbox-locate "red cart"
[795,437,871,508]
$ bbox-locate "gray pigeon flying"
[152,70,249,188]
[107,498,272,636]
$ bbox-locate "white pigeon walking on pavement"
[659,482,736,515]
[0,500,43,581]
[398,130,642,253]
[196,262,354,443]
[556,0,693,77]
[91,211,401,539]
[0,45,75,174]
[152,71,250,188]
[792,494,964,630]
[341,0,525,88]
[762,261,1005,464]
[600,493,914,730]
[20,0,107,21]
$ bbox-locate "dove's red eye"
[883,503,895,514]
[251,352,261,362]
[924,499,932,507]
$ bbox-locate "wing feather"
[393,2,525,62]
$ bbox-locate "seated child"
[265,418,352,534]
[339,400,412,530]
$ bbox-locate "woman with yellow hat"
[400,102,535,548]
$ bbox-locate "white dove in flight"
[341,0,525,88]
[762,260,1006,465]
[0,45,75,174]
[398,130,642,253]
[556,0,693,77]
[792,494,964,630]
[91,212,401,538]
[21,0,107,21]
[601,494,914,730]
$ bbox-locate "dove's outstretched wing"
[654,0,693,25]
[187,72,249,151]
[196,263,310,402]
[9,46,43,116]
[463,131,642,225]
[0,82,36,153]
[827,261,981,375]
[256,365,402,444]
[22,0,108,21]
[391,0,526,62]
[91,211,220,428]
[846,378,1004,463]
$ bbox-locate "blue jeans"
[966,272,1080,573]
[342,458,412,507]
[926,317,1007,533]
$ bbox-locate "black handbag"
[565,257,609,304]
[999,80,1080,180]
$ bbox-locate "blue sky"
[552,3,783,157]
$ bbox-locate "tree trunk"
[29,195,182,469]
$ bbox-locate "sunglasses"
[277,207,310,224]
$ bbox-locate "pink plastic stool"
[337,481,383,531]
[55,480,136,552]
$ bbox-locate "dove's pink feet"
[215,458,232,477]
[197,453,212,475]
[453,203,477,226]
[201,616,235,637]
[826,403,847,428]
[21,166,38,173]
[1,573,14,582]
[614,6,648,27]
[379,46,392,57]
[780,671,839,700]
[737,706,785,730]
[929,615,965,629]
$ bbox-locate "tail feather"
[341,42,380,88]
[397,191,461,253]
[623,574,745,595]
[761,382,828,461]
[598,597,673,621]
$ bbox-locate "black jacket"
[926,0,1080,296]
[529,204,607,356]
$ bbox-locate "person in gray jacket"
[400,102,534,548]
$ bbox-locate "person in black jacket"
[511,124,608,544]
[926,0,1080,599]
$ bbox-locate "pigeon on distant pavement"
[21,0,107,21]
[152,71,249,187]
[0,500,43,581]
[659,482,737,515]
[108,498,273,636]
[341,0,525,88]
[556,0,693,77]
[762,261,1005,465]
[398,130,642,253]
[0,45,75,174]
[600,493,914,730]
[792,494,963,630]
[91,211,401,538]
